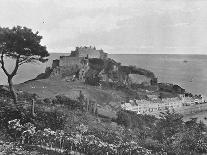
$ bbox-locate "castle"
[52,46,107,69]
[49,46,157,87]
[70,46,107,59]
[50,46,108,80]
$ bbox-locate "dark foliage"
[0,105,23,140]
[52,95,81,110]
[104,58,119,73]
[0,101,67,140]
[17,91,37,102]
[89,58,104,71]
[31,108,67,130]
[120,65,155,78]
[0,26,49,62]
[85,71,101,86]
[0,26,49,105]
[116,110,157,129]
[158,83,185,94]
[34,67,53,80]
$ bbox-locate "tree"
[154,110,184,142]
[116,110,132,128]
[0,26,49,105]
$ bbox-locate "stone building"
[70,46,107,59]
[50,55,89,80]
[59,56,85,67]
[121,97,183,115]
[51,46,106,69]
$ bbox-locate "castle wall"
[78,49,102,58]
[49,65,80,80]
[59,56,83,67]
[71,47,107,59]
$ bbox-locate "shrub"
[116,110,132,128]
[43,98,52,104]
[17,92,37,102]
[89,58,104,71]
[52,95,81,109]
[85,76,100,86]
[0,101,67,140]
[32,108,67,130]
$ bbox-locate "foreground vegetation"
[1,91,207,155]
[1,26,206,155]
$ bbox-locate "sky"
[1,0,207,54]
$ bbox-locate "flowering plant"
[8,120,155,154]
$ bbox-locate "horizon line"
[48,52,207,55]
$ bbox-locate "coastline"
[182,104,207,124]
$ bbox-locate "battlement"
[70,46,107,59]
[51,46,108,70]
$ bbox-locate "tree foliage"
[0,26,49,105]
[0,26,49,66]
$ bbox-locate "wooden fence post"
[32,99,35,117]
[87,98,89,112]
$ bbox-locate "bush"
[116,110,157,130]
[43,98,52,104]
[0,101,67,140]
[0,107,23,140]
[116,110,132,128]
[89,58,104,71]
[17,92,37,102]
[32,107,67,130]
[85,76,100,86]
[52,95,81,109]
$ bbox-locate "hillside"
[15,79,130,118]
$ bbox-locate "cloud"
[1,0,207,54]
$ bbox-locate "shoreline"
[180,104,207,124]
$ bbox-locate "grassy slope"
[15,79,128,118]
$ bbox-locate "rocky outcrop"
[49,65,80,80]
[32,47,158,88]
[158,83,185,94]
[128,74,151,86]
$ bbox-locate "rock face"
[158,83,185,94]
[59,56,85,67]
[36,46,157,87]
[128,74,151,86]
[49,65,80,80]
[50,46,107,80]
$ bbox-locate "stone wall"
[59,56,84,67]
[49,65,80,80]
[70,47,107,59]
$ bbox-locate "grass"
[15,79,126,116]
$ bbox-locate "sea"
[0,54,207,97]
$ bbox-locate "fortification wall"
[59,56,83,67]
[70,47,107,59]
[49,65,80,80]
[78,49,101,58]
